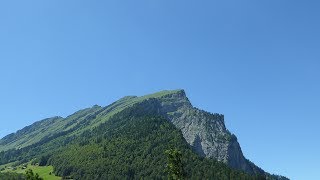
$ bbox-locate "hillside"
[0,90,288,179]
[0,90,182,152]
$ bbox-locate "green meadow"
[0,163,61,180]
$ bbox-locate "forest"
[0,103,268,179]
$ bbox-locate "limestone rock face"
[143,90,263,174]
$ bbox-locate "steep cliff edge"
[136,89,264,174]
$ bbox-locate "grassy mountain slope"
[0,105,103,152]
[0,90,181,152]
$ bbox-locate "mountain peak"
[139,89,192,107]
[141,89,186,99]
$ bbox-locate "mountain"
[0,90,287,179]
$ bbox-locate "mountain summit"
[0,90,287,179]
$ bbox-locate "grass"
[0,163,61,180]
[28,165,61,180]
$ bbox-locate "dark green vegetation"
[52,106,267,179]
[1,104,263,179]
[165,149,184,179]
[25,169,43,180]
[0,169,43,180]
[0,172,26,180]
[0,90,288,179]
[0,104,262,179]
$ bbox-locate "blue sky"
[0,0,319,179]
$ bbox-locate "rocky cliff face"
[139,90,264,174]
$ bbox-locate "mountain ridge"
[0,89,287,179]
[0,90,186,152]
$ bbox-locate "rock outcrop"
[139,89,264,174]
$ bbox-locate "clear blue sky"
[0,1,319,179]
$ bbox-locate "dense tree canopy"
[48,105,266,179]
